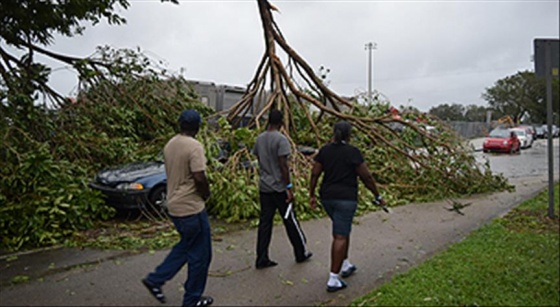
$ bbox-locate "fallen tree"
[207,0,510,222]
[0,0,509,250]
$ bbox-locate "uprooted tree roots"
[208,0,510,222]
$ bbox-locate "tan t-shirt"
[163,134,207,217]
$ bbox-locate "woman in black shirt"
[309,121,387,292]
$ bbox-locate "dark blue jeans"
[146,210,212,307]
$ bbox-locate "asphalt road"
[474,138,560,178]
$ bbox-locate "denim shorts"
[321,199,357,236]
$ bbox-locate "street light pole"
[365,42,377,103]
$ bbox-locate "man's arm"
[278,155,294,203]
[193,171,211,201]
[278,155,291,186]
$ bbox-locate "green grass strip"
[352,185,559,307]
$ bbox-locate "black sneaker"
[256,259,278,269]
[327,279,347,293]
[194,296,214,307]
[142,278,166,303]
[296,252,313,263]
[341,265,357,278]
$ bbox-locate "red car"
[483,129,521,153]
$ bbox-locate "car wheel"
[148,185,167,214]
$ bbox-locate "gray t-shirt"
[253,130,291,193]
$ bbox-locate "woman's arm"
[309,162,323,209]
[356,162,386,206]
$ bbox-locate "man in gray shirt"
[253,109,312,269]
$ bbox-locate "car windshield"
[512,130,525,136]
[489,129,510,138]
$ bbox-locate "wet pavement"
[0,138,558,306]
[471,138,560,178]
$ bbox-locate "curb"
[0,245,64,261]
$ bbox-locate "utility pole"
[534,38,559,219]
[365,42,377,103]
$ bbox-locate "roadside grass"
[352,185,559,307]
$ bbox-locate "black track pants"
[256,191,310,266]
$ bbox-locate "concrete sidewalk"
[0,175,556,306]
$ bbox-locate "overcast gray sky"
[46,0,559,112]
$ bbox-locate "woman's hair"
[333,121,352,144]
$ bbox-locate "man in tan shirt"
[142,109,213,307]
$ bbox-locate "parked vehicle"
[535,126,546,139]
[89,159,167,212]
[552,125,559,138]
[89,143,230,212]
[530,126,537,139]
[519,125,536,142]
[541,125,550,139]
[483,129,520,154]
[539,124,560,138]
[511,127,532,149]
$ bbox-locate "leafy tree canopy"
[1,0,129,46]
[464,104,494,122]
[0,0,177,106]
[482,70,559,124]
[428,103,466,121]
